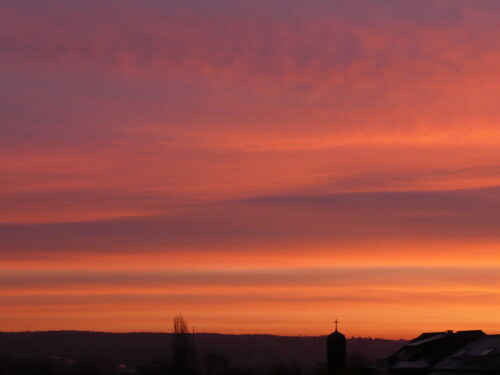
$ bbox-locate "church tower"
[327,319,346,375]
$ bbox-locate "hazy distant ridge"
[0,331,405,369]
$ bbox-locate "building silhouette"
[377,330,500,375]
[327,319,347,375]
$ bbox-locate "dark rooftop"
[432,334,500,372]
[384,330,486,372]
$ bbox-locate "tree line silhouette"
[0,316,405,375]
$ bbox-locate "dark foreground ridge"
[0,331,405,374]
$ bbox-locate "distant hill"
[0,331,406,370]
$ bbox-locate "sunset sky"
[1,0,500,339]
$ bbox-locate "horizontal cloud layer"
[2,187,499,255]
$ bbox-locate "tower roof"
[329,319,345,337]
[329,330,346,337]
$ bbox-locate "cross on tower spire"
[335,319,338,332]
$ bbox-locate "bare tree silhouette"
[174,315,189,335]
[172,315,197,375]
